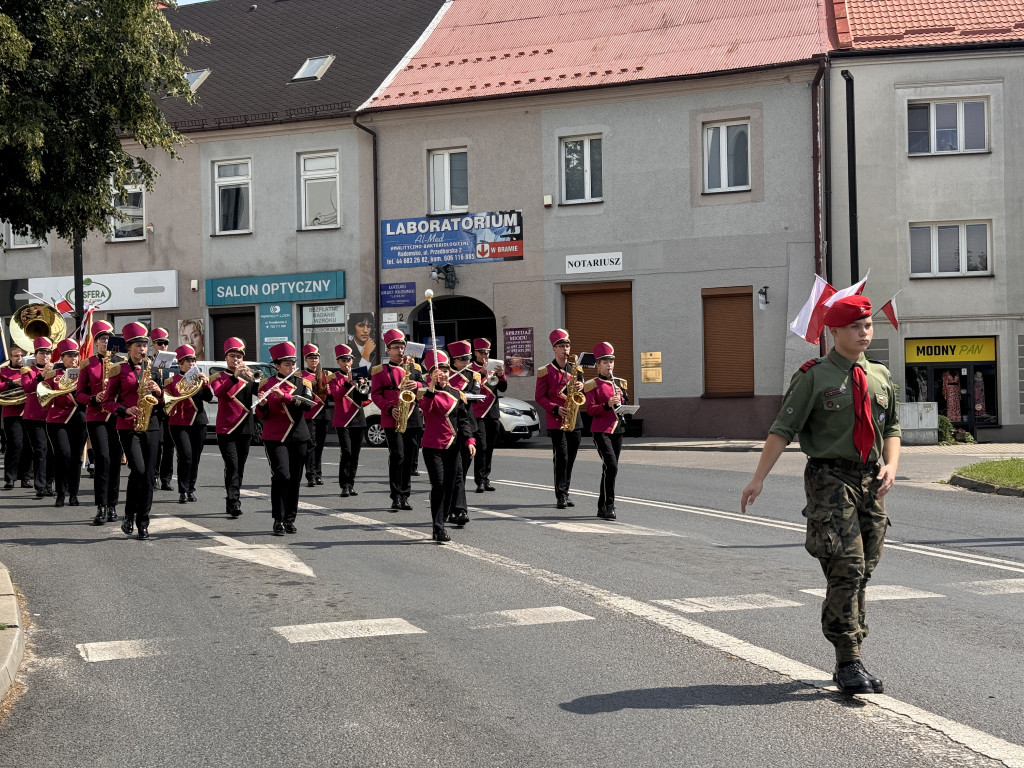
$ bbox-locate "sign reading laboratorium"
[206,271,345,307]
[258,303,293,363]
[904,337,996,364]
[381,210,524,269]
[29,270,178,311]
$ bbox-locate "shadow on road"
[560,683,835,713]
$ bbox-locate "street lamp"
[428,263,458,290]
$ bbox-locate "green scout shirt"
[770,349,901,462]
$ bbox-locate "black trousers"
[453,442,472,514]
[423,446,459,533]
[171,424,207,494]
[473,418,499,486]
[384,427,419,500]
[3,416,33,486]
[87,419,122,509]
[154,415,174,485]
[336,426,363,488]
[305,418,329,481]
[264,440,308,523]
[548,428,581,500]
[593,432,623,510]
[119,429,159,527]
[47,416,86,500]
[24,419,54,493]
[407,426,422,474]
[217,432,251,510]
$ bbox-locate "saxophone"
[560,354,586,432]
[134,357,160,432]
[395,356,416,434]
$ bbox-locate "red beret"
[823,295,872,327]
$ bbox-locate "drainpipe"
[823,62,833,285]
[841,70,859,284]
[810,60,826,281]
[352,113,381,337]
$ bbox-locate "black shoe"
[92,507,106,526]
[556,497,566,510]
[390,498,401,511]
[858,662,884,694]
[44,487,55,497]
[137,527,149,540]
[604,506,616,520]
[348,487,358,496]
[54,496,65,508]
[21,480,32,488]
[187,492,197,502]
[179,493,187,504]
[564,497,575,508]
[475,484,485,494]
[339,486,350,498]
[454,511,469,527]
[315,477,323,486]
[307,480,316,488]
[273,521,285,536]
[106,507,119,522]
[2,483,13,491]
[432,528,451,543]
[399,498,413,511]
[87,464,95,478]
[484,481,496,492]
[597,506,607,518]
[160,482,174,491]
[833,662,874,694]
[121,517,135,536]
[412,470,421,477]
[284,523,297,534]
[69,496,79,507]
[34,490,44,500]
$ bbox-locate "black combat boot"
[106,506,119,522]
[833,661,874,694]
[93,507,106,526]
[120,514,134,536]
[858,661,884,693]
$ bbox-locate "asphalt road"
[0,439,1021,767]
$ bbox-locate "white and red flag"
[879,293,900,330]
[822,270,870,310]
[789,275,836,344]
[53,297,74,316]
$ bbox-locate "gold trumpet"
[36,376,77,407]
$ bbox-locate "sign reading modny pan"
[565,252,624,275]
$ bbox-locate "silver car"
[362,395,537,448]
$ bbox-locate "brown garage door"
[562,281,633,389]
[701,286,754,396]
[211,311,257,361]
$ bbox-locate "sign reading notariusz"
[381,211,524,269]
[565,252,623,274]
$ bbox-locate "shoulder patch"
[537,366,548,378]
[472,371,481,382]
[209,371,221,383]
[20,366,31,374]
[616,377,628,391]
[799,359,821,373]
[412,363,422,372]
[44,370,59,381]
[371,364,383,376]
[459,391,467,404]
[108,364,122,377]
[583,379,597,393]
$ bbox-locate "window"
[704,120,749,192]
[561,135,602,203]
[214,160,252,234]
[908,100,987,155]
[909,221,990,276]
[300,153,339,229]
[429,148,468,214]
[292,55,334,82]
[3,222,42,249]
[185,69,211,93]
[110,182,145,241]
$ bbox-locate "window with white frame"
[299,153,339,229]
[429,148,468,214]
[3,222,42,249]
[704,120,749,192]
[291,55,335,83]
[185,69,211,93]
[215,159,252,234]
[907,99,987,155]
[909,221,990,276]
[110,182,145,241]
[561,135,602,203]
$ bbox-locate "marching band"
[0,299,636,542]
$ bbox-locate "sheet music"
[404,341,426,358]
[152,350,176,369]
[615,404,640,416]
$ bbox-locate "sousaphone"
[9,303,67,352]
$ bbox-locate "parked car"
[163,360,275,445]
[497,396,540,444]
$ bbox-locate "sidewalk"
[0,561,25,704]
[618,438,1024,455]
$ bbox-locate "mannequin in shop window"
[942,370,961,422]
[915,368,928,403]
[974,372,986,416]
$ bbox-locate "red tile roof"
[836,0,1024,49]
[364,0,830,111]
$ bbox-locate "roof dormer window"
[291,55,334,82]
[185,69,211,92]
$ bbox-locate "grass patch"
[955,458,1024,490]
[0,623,6,631]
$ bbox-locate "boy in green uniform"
[741,295,901,694]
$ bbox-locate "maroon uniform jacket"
[0,362,28,418]
[584,376,626,435]
[300,370,327,420]
[370,361,424,429]
[254,375,317,442]
[42,370,81,424]
[534,360,583,431]
[76,354,114,423]
[165,374,214,427]
[329,374,367,428]
[210,369,257,435]
[102,361,162,432]
[19,365,50,422]
[418,386,476,451]
[468,362,506,420]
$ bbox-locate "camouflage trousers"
[802,459,889,664]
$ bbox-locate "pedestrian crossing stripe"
[801,585,944,601]
[950,578,1024,595]
[452,606,595,629]
[654,594,803,614]
[273,617,426,644]
[77,639,165,663]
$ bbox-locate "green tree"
[0,0,203,242]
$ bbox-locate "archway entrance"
[409,295,497,351]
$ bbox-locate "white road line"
[952,578,1024,595]
[801,585,944,601]
[273,618,426,644]
[494,479,1024,575]
[77,639,165,663]
[239,489,266,498]
[469,507,678,537]
[453,606,595,630]
[329,510,1024,767]
[655,594,803,614]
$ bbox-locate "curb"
[949,474,1024,497]
[0,562,25,703]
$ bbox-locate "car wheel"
[365,419,387,447]
[251,418,264,446]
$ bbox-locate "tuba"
[134,358,159,432]
[560,354,586,432]
[395,356,416,434]
[9,304,67,353]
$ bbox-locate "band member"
[211,337,258,519]
[256,342,318,535]
[41,339,86,508]
[468,337,505,493]
[584,343,627,520]
[103,323,163,540]
[301,344,330,487]
[446,340,480,526]
[418,349,475,543]
[165,345,213,504]
[370,329,424,511]
[1,344,33,490]
[150,327,175,491]
[329,344,366,497]
[76,320,123,524]
[21,336,55,499]
[535,329,583,509]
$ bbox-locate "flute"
[251,369,297,412]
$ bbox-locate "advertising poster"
[177,318,207,360]
[503,327,534,377]
[346,311,378,368]
[382,210,524,269]
[258,302,293,363]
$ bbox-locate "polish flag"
[53,297,74,316]
[822,269,870,309]
[879,295,899,330]
[789,275,836,344]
